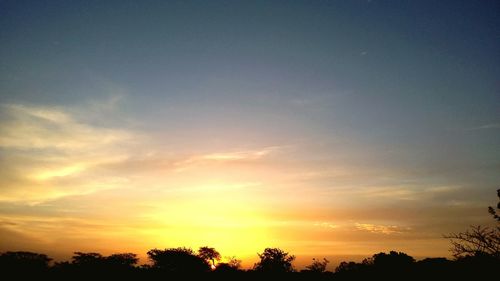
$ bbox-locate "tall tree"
[253,248,295,273]
[197,247,221,268]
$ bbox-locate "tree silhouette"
[253,248,295,273]
[445,189,500,259]
[213,256,242,273]
[226,256,242,269]
[1,247,497,280]
[371,251,415,268]
[335,261,366,273]
[69,252,107,273]
[197,246,221,268]
[488,189,500,222]
[446,225,500,258]
[147,247,210,273]
[71,252,104,266]
[304,258,330,273]
[106,253,138,268]
[0,251,51,274]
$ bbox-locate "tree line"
[0,247,497,280]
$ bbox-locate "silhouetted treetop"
[106,253,138,268]
[371,251,415,267]
[304,258,330,273]
[335,261,366,273]
[198,246,221,267]
[0,251,51,272]
[253,248,295,273]
[147,247,210,273]
[71,252,104,265]
[488,188,500,222]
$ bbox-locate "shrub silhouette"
[214,256,241,274]
[303,257,329,273]
[213,263,239,273]
[225,256,242,269]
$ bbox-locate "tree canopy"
[253,248,295,273]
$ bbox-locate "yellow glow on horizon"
[136,183,271,259]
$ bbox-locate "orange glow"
[0,103,492,269]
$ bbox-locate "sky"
[0,0,499,268]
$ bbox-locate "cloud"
[0,102,287,204]
[467,123,500,130]
[0,103,138,203]
[355,223,410,235]
[172,146,281,172]
[314,222,338,229]
[349,185,461,201]
[201,149,273,161]
[0,104,133,150]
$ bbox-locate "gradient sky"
[0,0,499,268]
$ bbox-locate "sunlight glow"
[33,164,86,180]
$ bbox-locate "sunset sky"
[0,0,499,268]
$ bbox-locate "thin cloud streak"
[466,123,500,130]
[355,223,411,235]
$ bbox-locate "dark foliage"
[147,247,210,273]
[0,248,499,281]
[106,253,139,268]
[487,189,500,222]
[303,257,329,273]
[198,246,221,267]
[0,251,51,275]
[253,247,295,273]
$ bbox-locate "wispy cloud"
[201,149,273,161]
[173,146,282,172]
[355,223,410,235]
[351,185,460,201]
[466,123,500,130]
[0,102,288,204]
[0,104,133,150]
[314,222,338,229]
[0,103,138,203]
